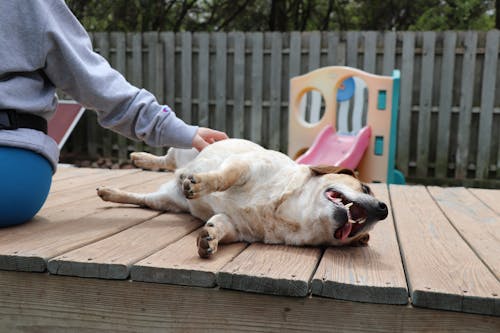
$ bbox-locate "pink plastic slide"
[295,125,371,169]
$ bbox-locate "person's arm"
[40,1,198,148]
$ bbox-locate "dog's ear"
[309,165,357,178]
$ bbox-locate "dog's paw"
[196,225,219,258]
[182,174,212,199]
[130,152,160,171]
[96,186,119,202]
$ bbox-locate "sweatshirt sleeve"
[40,1,197,148]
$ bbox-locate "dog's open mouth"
[326,189,367,240]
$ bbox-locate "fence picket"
[196,32,210,127]
[435,32,457,179]
[363,31,377,74]
[398,32,415,176]
[476,30,499,179]
[456,31,478,179]
[250,33,263,145]
[232,32,245,139]
[181,32,192,124]
[269,32,283,151]
[416,32,436,178]
[382,32,396,76]
[215,33,227,133]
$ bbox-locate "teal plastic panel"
[377,90,387,110]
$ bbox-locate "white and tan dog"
[97,139,388,258]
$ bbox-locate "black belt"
[0,110,48,134]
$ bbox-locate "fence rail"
[62,31,500,187]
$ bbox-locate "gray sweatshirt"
[0,0,198,172]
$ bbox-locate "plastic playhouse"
[288,66,405,184]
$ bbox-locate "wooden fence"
[62,31,500,187]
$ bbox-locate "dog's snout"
[376,202,388,220]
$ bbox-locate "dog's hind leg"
[196,213,239,258]
[131,148,199,171]
[181,159,250,199]
[97,180,189,212]
[130,150,176,171]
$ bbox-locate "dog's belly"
[189,194,307,244]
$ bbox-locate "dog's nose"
[376,202,388,220]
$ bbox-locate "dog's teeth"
[358,219,366,224]
[344,202,353,209]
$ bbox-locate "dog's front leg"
[181,159,250,199]
[197,213,238,258]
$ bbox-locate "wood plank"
[363,31,377,74]
[269,32,282,151]
[131,231,246,287]
[218,243,322,297]
[416,32,436,178]
[0,209,160,273]
[40,171,166,224]
[1,271,499,333]
[0,172,166,249]
[161,32,175,106]
[382,31,396,76]
[232,32,245,138]
[43,169,141,208]
[469,188,500,215]
[51,166,101,182]
[48,214,202,279]
[398,32,415,176]
[49,168,138,193]
[455,31,478,179]
[435,31,457,179]
[390,185,500,316]
[181,32,192,124]
[196,32,210,127]
[326,32,339,66]
[311,184,408,305]
[0,171,167,272]
[428,186,500,279]
[289,32,301,77]
[215,32,227,132]
[346,31,359,68]
[250,32,264,145]
[308,31,321,70]
[475,30,499,179]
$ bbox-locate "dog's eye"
[361,184,372,195]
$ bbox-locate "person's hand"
[192,127,228,151]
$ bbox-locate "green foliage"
[66,0,497,32]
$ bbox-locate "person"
[0,1,228,227]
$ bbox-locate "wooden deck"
[0,167,499,332]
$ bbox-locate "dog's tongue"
[335,223,352,240]
[334,223,352,240]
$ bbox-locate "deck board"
[311,183,408,305]
[0,167,499,320]
[428,186,500,279]
[43,169,148,208]
[0,171,166,272]
[217,243,322,296]
[48,213,202,279]
[131,231,247,287]
[390,185,500,316]
[468,188,500,215]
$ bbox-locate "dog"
[97,139,388,258]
